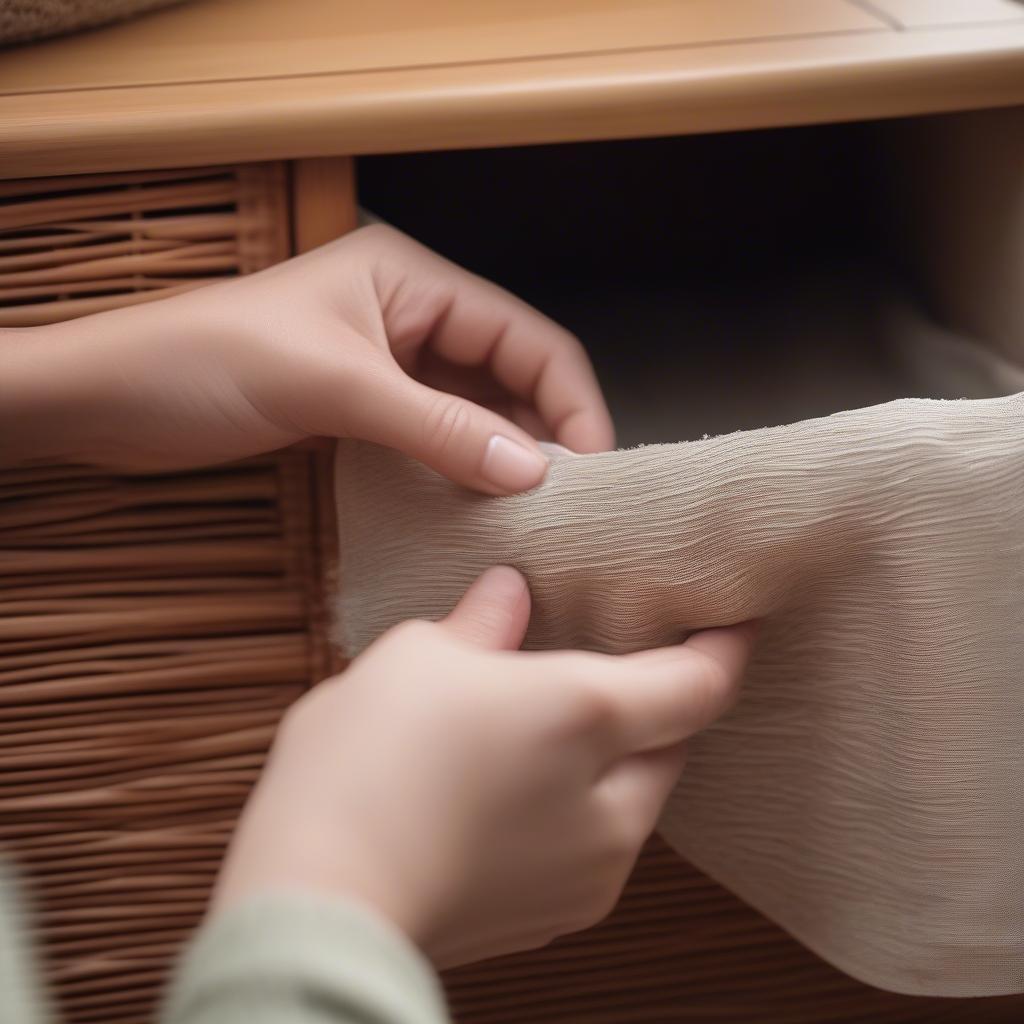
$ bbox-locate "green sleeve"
[161,894,451,1024]
[0,863,56,1024]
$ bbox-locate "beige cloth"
[0,0,184,44]
[334,298,1024,998]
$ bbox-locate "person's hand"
[2,224,613,492]
[211,567,755,967]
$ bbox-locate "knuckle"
[604,811,644,863]
[532,926,564,951]
[576,881,624,932]
[687,650,738,724]
[275,690,317,745]
[383,618,437,649]
[595,882,624,924]
[352,222,401,249]
[275,699,302,739]
[558,327,589,360]
[421,394,470,456]
[570,682,619,734]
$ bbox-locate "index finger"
[380,238,616,454]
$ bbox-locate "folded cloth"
[334,386,1024,997]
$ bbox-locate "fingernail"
[541,442,574,457]
[482,435,548,492]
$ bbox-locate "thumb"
[441,566,531,650]
[358,374,549,495]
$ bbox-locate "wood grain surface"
[1,0,1022,178]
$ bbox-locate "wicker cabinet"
[2,2,1024,1021]
[0,162,333,1021]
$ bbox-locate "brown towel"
[0,0,186,45]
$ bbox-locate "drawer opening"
[359,107,1024,447]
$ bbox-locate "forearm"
[0,319,112,466]
[161,894,450,1024]
[0,298,249,471]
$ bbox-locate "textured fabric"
[334,306,1024,997]
[0,0,186,45]
[163,893,449,1024]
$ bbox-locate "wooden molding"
[289,155,358,679]
[1,0,1022,178]
[291,157,358,254]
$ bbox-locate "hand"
[211,567,755,967]
[1,224,613,493]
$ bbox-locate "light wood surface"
[1,0,1022,179]
[289,156,359,681]
[291,158,358,254]
[0,0,882,91]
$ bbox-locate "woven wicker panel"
[0,162,331,1024]
[0,453,333,1023]
[0,164,288,327]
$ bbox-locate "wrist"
[212,833,434,951]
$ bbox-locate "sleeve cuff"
[162,892,449,1024]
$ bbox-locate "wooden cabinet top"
[2,0,1023,179]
